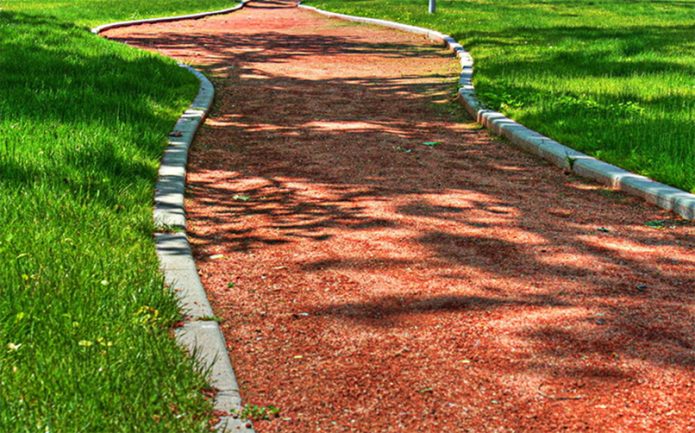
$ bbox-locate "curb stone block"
[154,232,199,272]
[154,233,215,318]
[573,159,695,219]
[177,322,240,396]
[92,4,256,432]
[574,158,644,188]
[300,3,695,220]
[177,321,255,433]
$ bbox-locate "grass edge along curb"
[91,0,250,33]
[299,4,695,220]
[92,4,256,432]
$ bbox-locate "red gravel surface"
[106,2,694,432]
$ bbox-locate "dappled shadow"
[107,3,695,430]
[0,10,194,207]
[459,23,695,56]
[310,293,570,327]
[453,21,695,191]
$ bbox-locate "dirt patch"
[106,2,695,432]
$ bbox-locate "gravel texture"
[106,2,695,432]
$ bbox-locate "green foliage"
[0,0,239,431]
[310,0,695,192]
[3,0,236,26]
[232,404,282,421]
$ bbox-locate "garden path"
[106,2,694,431]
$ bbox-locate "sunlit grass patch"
[2,0,237,26]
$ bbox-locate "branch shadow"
[109,4,695,413]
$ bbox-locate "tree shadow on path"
[107,4,695,430]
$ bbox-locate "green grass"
[0,1,239,431]
[309,0,695,193]
[3,0,237,26]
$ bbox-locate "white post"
[429,0,436,13]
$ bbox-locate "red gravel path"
[106,2,694,432]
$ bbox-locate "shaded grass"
[309,0,695,193]
[0,1,240,431]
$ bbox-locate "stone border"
[92,4,255,433]
[91,1,248,34]
[299,4,695,220]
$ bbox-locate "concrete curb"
[92,4,255,432]
[299,4,695,220]
[91,1,247,34]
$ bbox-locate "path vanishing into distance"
[106,2,694,432]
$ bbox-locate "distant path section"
[105,2,694,432]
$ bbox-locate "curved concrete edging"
[92,4,255,433]
[299,4,695,220]
[91,1,249,34]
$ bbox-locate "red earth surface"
[105,2,695,432]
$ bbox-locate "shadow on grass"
[0,10,197,205]
[453,22,695,192]
[0,10,213,432]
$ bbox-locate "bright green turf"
[3,0,237,26]
[309,0,695,193]
[0,1,238,431]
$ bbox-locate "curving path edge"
[299,4,695,220]
[91,1,249,34]
[92,3,255,433]
[88,2,692,430]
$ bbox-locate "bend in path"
[106,2,694,432]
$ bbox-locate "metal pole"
[428,0,436,13]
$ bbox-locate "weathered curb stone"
[299,4,695,220]
[92,4,256,432]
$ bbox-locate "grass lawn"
[3,0,237,26]
[309,0,695,193]
[0,1,237,431]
